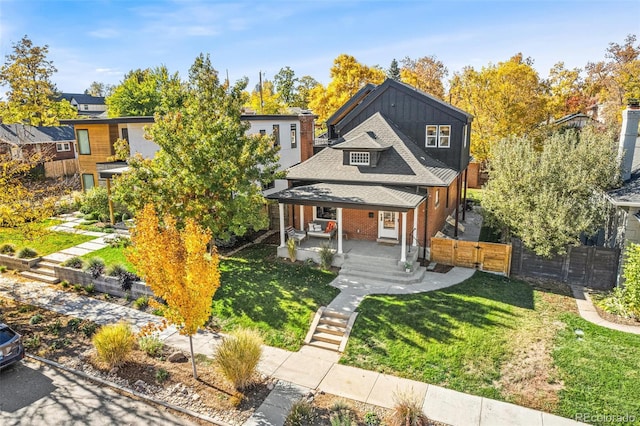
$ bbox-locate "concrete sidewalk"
[0,275,584,426]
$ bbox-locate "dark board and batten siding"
[335,84,470,172]
[510,239,620,290]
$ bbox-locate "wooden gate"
[430,238,512,276]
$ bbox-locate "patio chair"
[285,226,306,243]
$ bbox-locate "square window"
[426,125,437,147]
[77,129,91,155]
[259,129,266,136]
[349,151,370,165]
[290,124,297,148]
[439,125,451,148]
[315,206,337,220]
[82,173,95,191]
[56,142,70,152]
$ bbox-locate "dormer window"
[350,151,370,166]
[425,125,451,148]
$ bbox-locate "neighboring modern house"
[60,116,155,190]
[269,78,473,263]
[605,103,640,266]
[0,123,76,162]
[552,112,594,129]
[60,112,317,193]
[59,93,107,117]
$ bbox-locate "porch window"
[314,206,337,221]
[349,151,370,166]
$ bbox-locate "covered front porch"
[269,182,427,267]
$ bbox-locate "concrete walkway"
[571,285,640,335]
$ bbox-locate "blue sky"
[0,0,639,95]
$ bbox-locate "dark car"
[0,323,24,369]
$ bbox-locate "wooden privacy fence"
[44,159,78,178]
[430,238,512,276]
[510,239,619,290]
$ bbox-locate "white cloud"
[88,28,120,39]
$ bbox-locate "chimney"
[619,100,640,182]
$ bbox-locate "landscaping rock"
[168,351,188,363]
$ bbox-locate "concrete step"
[312,332,342,345]
[339,267,426,285]
[20,271,60,284]
[322,309,351,320]
[31,266,57,277]
[315,323,345,336]
[340,265,424,279]
[319,316,348,328]
[307,340,340,352]
[41,255,64,265]
[38,261,59,269]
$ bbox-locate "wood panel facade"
[75,123,116,190]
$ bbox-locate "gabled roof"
[0,124,75,145]
[59,93,106,105]
[331,131,391,151]
[287,112,458,186]
[326,84,376,126]
[330,79,472,131]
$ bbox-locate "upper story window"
[349,151,370,166]
[272,124,280,147]
[121,128,129,141]
[77,129,91,155]
[425,125,451,148]
[290,124,297,148]
[83,104,89,110]
[56,142,71,152]
[259,129,266,136]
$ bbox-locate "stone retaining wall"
[0,254,41,272]
[54,265,154,298]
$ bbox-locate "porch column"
[412,207,418,247]
[278,203,285,247]
[337,207,343,254]
[106,178,114,225]
[401,211,407,262]
[299,205,304,231]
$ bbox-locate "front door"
[378,211,398,239]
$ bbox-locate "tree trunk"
[189,335,198,379]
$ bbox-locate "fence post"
[561,246,571,282]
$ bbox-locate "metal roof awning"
[267,183,426,212]
[98,166,129,179]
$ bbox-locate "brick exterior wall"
[299,115,316,162]
[284,175,463,247]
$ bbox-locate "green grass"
[340,272,640,422]
[466,188,483,203]
[553,314,640,424]
[80,246,136,273]
[211,244,339,351]
[0,220,94,256]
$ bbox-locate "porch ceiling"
[98,165,129,179]
[267,182,426,211]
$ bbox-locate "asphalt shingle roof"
[287,112,458,186]
[0,124,75,144]
[268,182,426,210]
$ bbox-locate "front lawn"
[80,246,136,273]
[211,244,339,351]
[0,220,95,256]
[341,273,640,422]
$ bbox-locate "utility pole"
[259,71,264,114]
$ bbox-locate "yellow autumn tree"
[127,203,221,379]
[308,54,386,125]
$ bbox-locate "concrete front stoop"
[304,307,357,352]
[338,249,425,286]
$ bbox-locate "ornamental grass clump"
[390,390,429,426]
[17,247,38,259]
[92,322,134,367]
[85,257,105,278]
[214,328,263,390]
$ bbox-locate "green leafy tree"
[545,62,589,120]
[85,81,113,97]
[400,55,447,99]
[450,53,547,162]
[0,35,77,125]
[106,66,182,117]
[620,243,640,316]
[293,75,319,109]
[308,54,385,124]
[113,54,281,241]
[387,58,401,81]
[274,66,298,106]
[482,127,619,257]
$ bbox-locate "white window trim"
[425,125,452,148]
[349,151,370,166]
[56,142,71,152]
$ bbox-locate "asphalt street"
[0,359,194,425]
